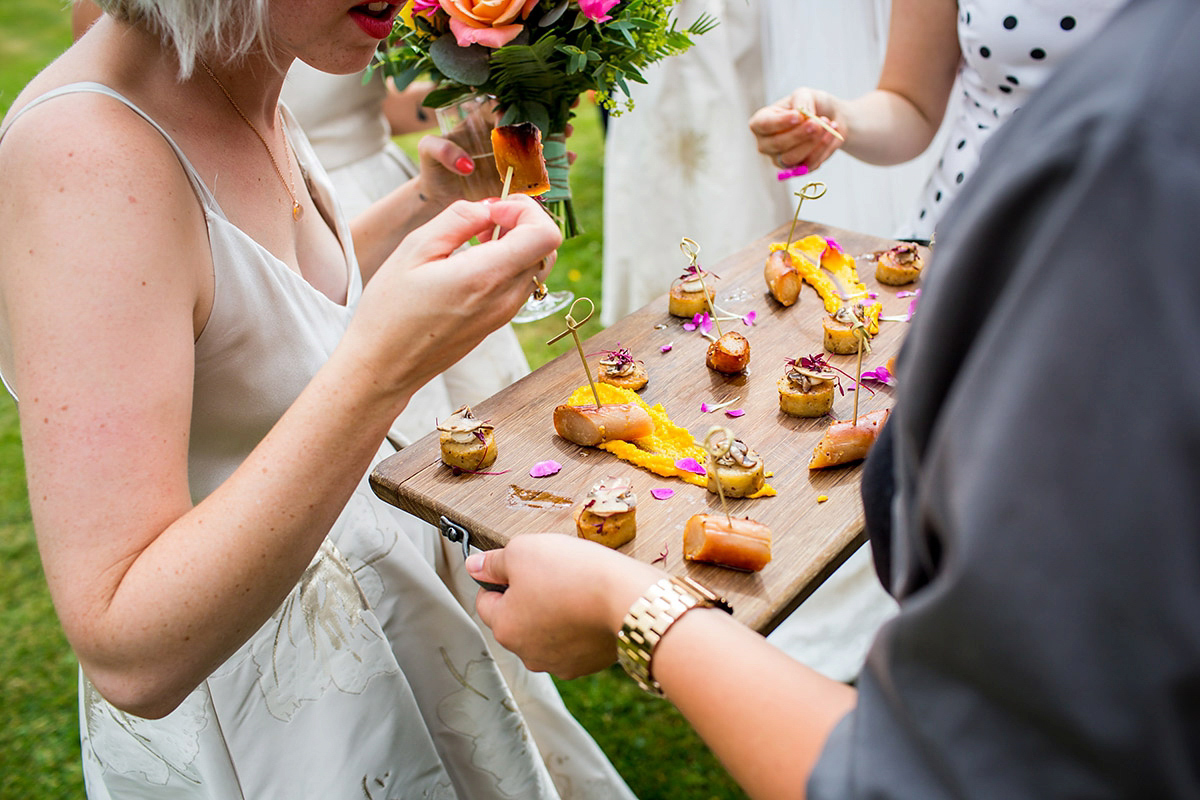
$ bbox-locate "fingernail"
[465,552,484,573]
[455,156,475,174]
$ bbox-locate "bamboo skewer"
[703,427,735,526]
[797,106,845,142]
[785,182,828,249]
[680,237,723,337]
[546,297,601,408]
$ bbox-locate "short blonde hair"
[94,0,272,77]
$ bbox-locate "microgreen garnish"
[651,545,669,565]
[596,347,635,367]
[677,263,719,282]
[786,353,870,396]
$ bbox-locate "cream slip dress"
[0,83,636,800]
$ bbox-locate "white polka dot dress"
[902,0,1124,239]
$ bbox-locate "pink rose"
[577,0,619,23]
[440,0,539,48]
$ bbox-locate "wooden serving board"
[371,220,923,634]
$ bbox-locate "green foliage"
[375,0,717,134]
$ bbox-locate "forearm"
[55,347,415,718]
[383,79,436,136]
[839,89,946,166]
[350,177,440,282]
[651,610,856,800]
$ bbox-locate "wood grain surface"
[370,219,924,633]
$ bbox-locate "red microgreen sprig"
[787,353,876,397]
[588,346,635,367]
[677,263,720,282]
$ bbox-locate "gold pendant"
[292,202,303,221]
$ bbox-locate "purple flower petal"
[905,294,921,322]
[825,237,844,254]
[860,367,895,387]
[724,409,746,418]
[650,488,675,500]
[742,310,758,326]
[660,342,673,353]
[675,457,707,476]
[699,313,713,334]
[896,290,919,298]
[529,460,562,478]
[700,402,713,413]
[683,321,697,331]
[776,164,809,181]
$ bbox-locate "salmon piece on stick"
[808,408,891,469]
[491,122,551,197]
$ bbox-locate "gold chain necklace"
[199,59,304,222]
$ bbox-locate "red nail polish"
[455,156,475,174]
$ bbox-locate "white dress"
[760,0,939,239]
[599,0,794,327]
[282,62,532,444]
[1,84,635,800]
[900,0,1123,238]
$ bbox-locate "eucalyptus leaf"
[389,63,428,91]
[429,34,490,86]
[537,0,570,27]
[424,85,475,110]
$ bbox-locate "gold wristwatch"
[617,576,733,696]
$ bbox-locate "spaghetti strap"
[0,81,223,217]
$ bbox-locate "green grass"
[0,8,744,799]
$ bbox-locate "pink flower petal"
[860,367,895,386]
[660,342,673,353]
[700,402,713,413]
[742,310,757,326]
[675,457,707,476]
[776,164,809,181]
[650,488,675,500]
[724,409,745,418]
[448,17,524,48]
[529,460,562,478]
[825,237,844,254]
[682,321,697,332]
[699,313,713,334]
[578,0,619,22]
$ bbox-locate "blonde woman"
[1,2,633,797]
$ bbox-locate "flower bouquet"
[374,0,716,237]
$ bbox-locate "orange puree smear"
[770,234,869,314]
[566,384,776,497]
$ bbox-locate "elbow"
[81,664,198,720]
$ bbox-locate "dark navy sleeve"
[810,1,1200,796]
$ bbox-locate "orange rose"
[440,0,539,48]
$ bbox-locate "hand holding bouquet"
[376,0,716,236]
